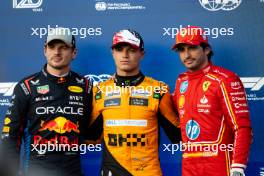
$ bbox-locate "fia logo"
[13,0,43,9]
[199,0,242,11]
[95,2,107,11]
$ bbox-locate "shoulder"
[143,76,170,95]
[176,72,188,84]
[144,76,168,87]
[92,75,115,93]
[207,65,239,82]
[70,71,86,79]
[97,75,115,87]
[70,71,93,93]
[19,72,40,84]
[15,72,40,96]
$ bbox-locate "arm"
[0,82,29,172]
[158,84,181,144]
[83,85,103,144]
[218,75,252,175]
[79,78,93,140]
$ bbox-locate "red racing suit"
[172,63,252,176]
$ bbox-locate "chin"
[120,66,134,72]
[51,64,68,70]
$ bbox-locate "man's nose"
[54,47,61,55]
[122,49,129,58]
[183,49,190,59]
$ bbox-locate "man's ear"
[204,47,211,56]
[140,50,145,61]
[111,49,115,60]
[43,45,47,57]
[72,48,77,59]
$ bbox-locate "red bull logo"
[33,134,78,146]
[39,116,80,134]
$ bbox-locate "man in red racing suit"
[171,26,252,176]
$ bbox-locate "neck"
[46,65,70,77]
[114,71,144,86]
[116,69,140,77]
[188,59,209,73]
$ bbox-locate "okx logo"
[13,0,43,9]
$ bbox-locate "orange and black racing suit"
[89,72,181,176]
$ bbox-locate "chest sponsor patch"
[35,96,54,102]
[180,81,188,94]
[37,85,49,94]
[68,86,83,93]
[104,98,121,107]
[202,81,211,92]
[106,119,147,127]
[105,89,121,97]
[130,89,151,97]
[129,97,148,106]
[186,120,200,140]
[178,95,185,108]
[231,81,242,90]
[200,95,208,104]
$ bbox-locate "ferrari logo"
[202,81,211,92]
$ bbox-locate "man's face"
[177,44,210,72]
[112,44,144,74]
[44,40,76,70]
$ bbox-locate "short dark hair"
[200,43,213,60]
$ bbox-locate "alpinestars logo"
[13,0,43,9]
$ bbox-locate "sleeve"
[218,74,252,169]
[158,84,181,144]
[84,85,103,143]
[79,78,93,140]
[172,79,180,111]
[0,82,29,172]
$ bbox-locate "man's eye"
[47,44,55,49]
[61,46,69,50]
[189,45,198,50]
[176,47,184,52]
[129,48,136,52]
[115,46,123,51]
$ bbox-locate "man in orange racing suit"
[88,29,181,176]
[171,26,252,176]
